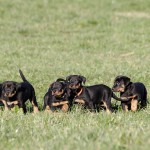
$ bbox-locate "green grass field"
[0,0,150,149]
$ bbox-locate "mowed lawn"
[0,0,150,149]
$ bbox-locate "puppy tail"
[112,93,129,102]
[19,69,27,82]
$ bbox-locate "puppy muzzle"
[4,91,16,97]
[69,83,81,89]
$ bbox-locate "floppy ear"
[56,78,66,82]
[123,76,131,86]
[66,75,72,82]
[1,84,6,95]
[66,88,71,97]
[49,83,54,89]
[2,84,6,91]
[79,76,86,84]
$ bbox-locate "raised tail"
[112,93,129,102]
[19,69,28,82]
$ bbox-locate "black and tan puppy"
[112,75,147,112]
[66,75,129,113]
[0,70,39,113]
[43,79,69,112]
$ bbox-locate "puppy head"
[66,75,86,89]
[50,81,66,97]
[2,81,20,97]
[112,76,131,92]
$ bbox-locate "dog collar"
[121,95,136,99]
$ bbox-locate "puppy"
[0,83,4,108]
[112,75,147,112]
[43,79,69,112]
[66,75,129,113]
[0,70,39,113]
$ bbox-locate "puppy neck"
[55,92,65,99]
[75,87,83,97]
[125,82,132,90]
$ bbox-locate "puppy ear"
[66,88,71,97]
[123,76,131,86]
[79,76,86,84]
[15,83,21,90]
[56,78,66,82]
[2,84,5,90]
[50,83,54,89]
[66,75,72,81]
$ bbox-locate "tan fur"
[103,101,111,114]
[45,105,52,113]
[69,83,81,89]
[131,99,138,112]
[61,104,69,112]
[52,101,68,107]
[1,99,9,110]
[4,91,16,98]
[74,99,85,104]
[52,89,64,96]
[31,101,39,113]
[7,100,18,105]
[124,105,129,112]
[121,95,136,99]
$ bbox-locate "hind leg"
[141,91,147,109]
[121,102,129,112]
[30,93,39,113]
[131,99,138,112]
[103,99,113,114]
[87,101,95,112]
[18,102,27,114]
[1,100,9,111]
[141,99,147,109]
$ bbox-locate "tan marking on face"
[61,104,69,112]
[103,101,112,114]
[69,83,81,89]
[1,99,9,111]
[52,89,64,96]
[4,91,16,98]
[118,87,125,92]
[74,99,85,104]
[45,105,52,113]
[131,99,138,112]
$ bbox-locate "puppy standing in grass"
[112,76,147,112]
[43,79,69,112]
[66,75,129,113]
[0,70,39,113]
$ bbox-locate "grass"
[0,0,150,149]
